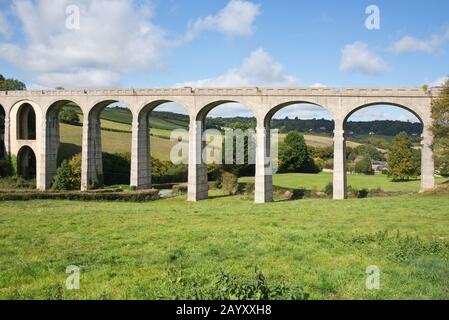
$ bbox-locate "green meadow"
[2,108,448,300]
[240,172,447,193]
[1,190,448,300]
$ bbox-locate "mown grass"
[0,191,448,300]
[241,172,447,193]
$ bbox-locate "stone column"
[3,113,10,157]
[35,118,46,191]
[130,110,151,189]
[255,121,273,203]
[188,118,208,201]
[81,109,103,190]
[43,109,60,190]
[421,125,435,192]
[333,119,347,200]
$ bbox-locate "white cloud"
[185,0,260,41]
[0,12,12,38]
[348,106,420,123]
[36,69,121,89]
[176,48,300,88]
[0,0,169,88]
[310,83,327,88]
[273,104,331,120]
[340,42,388,75]
[428,76,449,87]
[175,48,300,117]
[391,28,449,54]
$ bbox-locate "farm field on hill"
[1,192,448,300]
[59,123,179,161]
[58,122,355,162]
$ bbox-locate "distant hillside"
[208,117,423,137]
[64,106,422,137]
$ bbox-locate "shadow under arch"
[17,145,36,180]
[44,99,84,189]
[134,100,191,189]
[17,103,36,140]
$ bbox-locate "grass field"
[59,106,354,162]
[58,121,351,163]
[240,172,447,193]
[0,191,448,300]
[59,123,180,161]
[279,133,361,148]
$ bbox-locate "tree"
[220,125,256,178]
[59,109,80,125]
[279,131,320,173]
[0,74,26,91]
[387,132,419,181]
[52,154,82,190]
[355,156,374,175]
[431,78,449,176]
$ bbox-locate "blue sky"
[0,0,448,121]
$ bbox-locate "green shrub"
[355,157,374,175]
[164,267,309,300]
[313,157,324,172]
[59,109,80,125]
[52,154,81,190]
[358,189,369,198]
[439,162,449,177]
[211,269,309,300]
[0,176,35,190]
[0,157,14,177]
[152,157,188,184]
[242,182,255,196]
[102,152,131,186]
[0,190,160,202]
[279,131,320,174]
[222,171,239,195]
[324,182,333,197]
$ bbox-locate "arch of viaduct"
[0,87,439,202]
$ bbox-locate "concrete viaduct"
[0,87,438,202]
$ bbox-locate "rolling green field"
[240,172,447,193]
[59,123,181,161]
[279,133,361,148]
[1,191,448,300]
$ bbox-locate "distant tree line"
[0,74,26,92]
[1,74,27,158]
[72,106,423,138]
[207,116,423,137]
